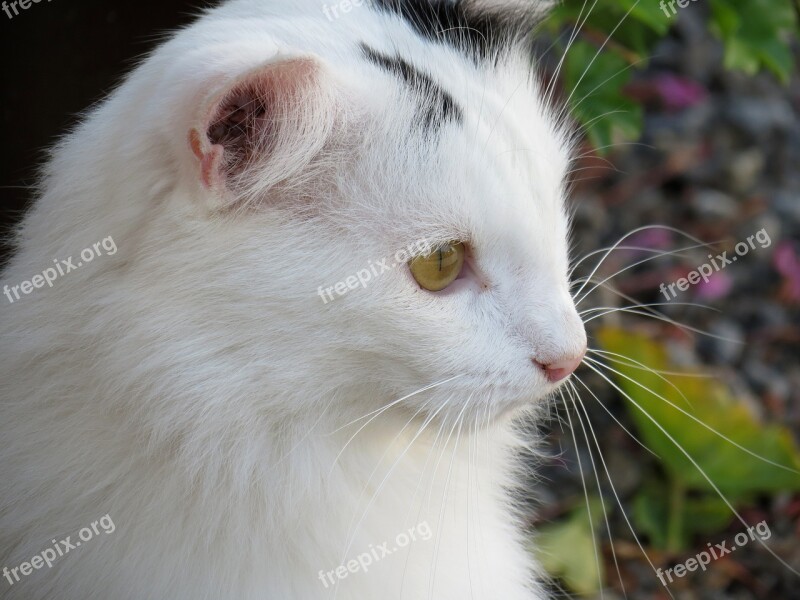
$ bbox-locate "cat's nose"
[534,349,586,383]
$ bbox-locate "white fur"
[0,1,586,598]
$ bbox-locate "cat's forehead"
[345,38,570,246]
[358,46,571,212]
[347,13,571,180]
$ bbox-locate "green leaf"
[534,498,607,595]
[542,0,799,151]
[757,38,794,84]
[709,0,741,38]
[723,36,762,75]
[709,0,797,83]
[597,327,800,498]
[562,40,643,153]
[617,0,673,35]
[632,483,672,549]
[633,481,734,551]
[683,496,734,538]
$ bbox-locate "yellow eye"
[409,242,466,292]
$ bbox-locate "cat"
[0,0,587,598]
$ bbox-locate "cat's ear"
[187,56,337,202]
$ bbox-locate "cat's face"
[320,52,587,424]
[151,0,585,426]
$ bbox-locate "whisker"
[400,401,454,600]
[557,0,642,123]
[571,277,739,345]
[566,381,628,599]
[543,0,600,107]
[583,363,800,579]
[570,374,674,598]
[568,244,693,280]
[566,174,619,186]
[587,306,743,343]
[572,276,665,310]
[572,373,659,458]
[466,412,478,600]
[268,389,338,471]
[567,151,619,171]
[575,241,714,307]
[570,225,709,301]
[335,392,469,600]
[330,374,465,435]
[429,403,470,599]
[576,109,627,130]
[561,387,606,599]
[426,397,471,511]
[570,55,651,114]
[589,348,712,378]
[585,356,800,475]
[334,394,442,581]
[579,301,717,318]
[587,347,696,410]
[327,374,464,474]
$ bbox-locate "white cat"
[0,1,587,598]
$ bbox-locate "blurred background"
[534,2,800,599]
[1,1,798,599]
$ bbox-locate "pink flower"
[774,242,800,302]
[653,74,708,111]
[695,270,734,301]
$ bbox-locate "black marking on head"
[372,0,549,61]
[360,43,464,132]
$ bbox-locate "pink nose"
[536,351,585,383]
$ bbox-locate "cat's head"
[97,0,585,428]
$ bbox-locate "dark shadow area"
[0,0,204,265]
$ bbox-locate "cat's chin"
[484,373,575,420]
[493,390,556,423]
[414,378,558,426]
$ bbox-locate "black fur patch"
[360,43,464,131]
[372,0,546,60]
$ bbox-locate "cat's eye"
[409,242,466,292]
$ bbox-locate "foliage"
[534,497,607,595]
[541,0,799,150]
[530,5,800,593]
[535,327,800,594]
[598,327,800,551]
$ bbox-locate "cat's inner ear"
[188,57,331,198]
